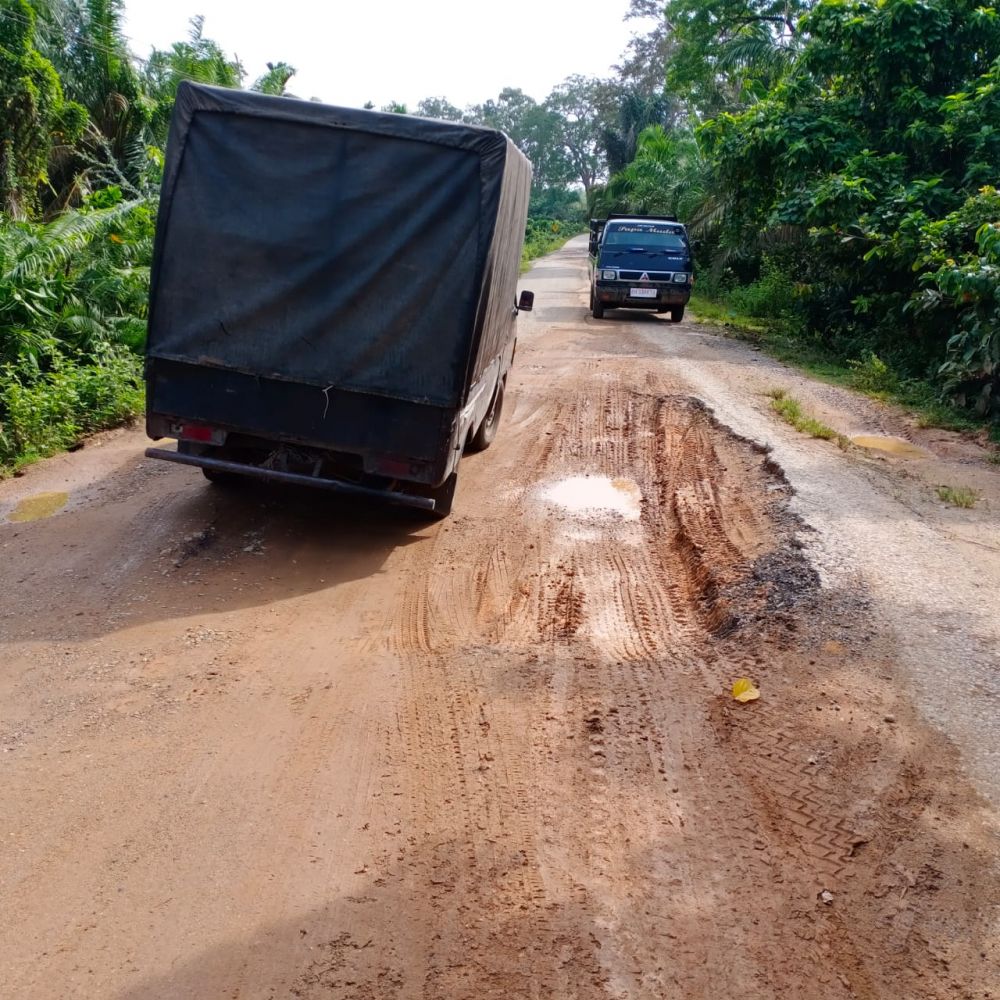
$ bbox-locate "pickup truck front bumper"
[595,281,691,309]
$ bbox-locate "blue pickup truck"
[588,215,693,322]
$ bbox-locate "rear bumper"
[145,357,458,485]
[595,281,691,308]
[145,447,437,511]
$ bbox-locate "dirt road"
[2,237,999,998]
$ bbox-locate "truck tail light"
[367,454,427,480]
[174,422,227,445]
[182,424,213,442]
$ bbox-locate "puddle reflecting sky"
[541,476,642,520]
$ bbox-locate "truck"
[588,214,692,321]
[144,82,534,518]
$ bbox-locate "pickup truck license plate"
[629,287,657,298]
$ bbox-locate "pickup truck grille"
[617,270,675,281]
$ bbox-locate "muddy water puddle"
[7,491,69,522]
[541,476,642,520]
[852,435,930,460]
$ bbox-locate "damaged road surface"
[1,239,999,998]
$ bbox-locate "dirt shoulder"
[0,237,997,999]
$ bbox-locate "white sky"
[121,1,651,110]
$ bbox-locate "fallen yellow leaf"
[731,677,760,703]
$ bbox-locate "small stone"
[883,714,896,724]
[819,890,834,905]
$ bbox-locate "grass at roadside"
[689,293,989,439]
[521,222,583,272]
[936,485,979,508]
[0,348,144,477]
[766,388,851,448]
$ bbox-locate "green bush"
[847,352,899,394]
[695,0,1000,424]
[927,220,1000,416]
[521,217,581,268]
[727,254,804,327]
[0,346,144,472]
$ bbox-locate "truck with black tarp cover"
[144,82,533,516]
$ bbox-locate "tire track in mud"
[5,255,998,1000]
[315,374,790,994]
[286,365,994,998]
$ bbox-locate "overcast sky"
[121,1,651,110]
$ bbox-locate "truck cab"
[588,215,693,321]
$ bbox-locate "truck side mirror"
[588,239,598,256]
[517,290,534,312]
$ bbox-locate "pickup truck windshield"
[604,226,686,251]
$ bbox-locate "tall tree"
[544,75,616,199]
[471,88,573,189]
[595,124,710,224]
[141,16,244,144]
[36,0,152,202]
[617,0,678,93]
[663,0,813,113]
[602,88,674,175]
[0,0,86,217]
[415,96,464,121]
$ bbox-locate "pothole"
[8,491,70,522]
[851,435,930,460]
[541,476,642,521]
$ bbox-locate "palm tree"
[251,62,297,97]
[32,0,154,206]
[602,91,675,175]
[0,198,149,364]
[141,16,244,145]
[596,125,717,230]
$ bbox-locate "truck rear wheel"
[202,467,239,486]
[468,378,504,453]
[427,473,458,518]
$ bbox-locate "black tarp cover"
[147,83,531,408]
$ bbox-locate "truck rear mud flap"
[145,448,438,512]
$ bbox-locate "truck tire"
[202,467,239,486]
[469,378,504,453]
[670,305,685,322]
[427,473,458,518]
[592,297,604,319]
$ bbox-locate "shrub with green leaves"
[695,0,1000,419]
[925,221,1000,415]
[0,345,144,470]
[522,217,580,267]
[0,195,154,472]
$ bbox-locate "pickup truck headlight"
[673,272,689,283]
[601,269,617,280]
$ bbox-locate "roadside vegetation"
[596,0,1000,440]
[521,219,578,270]
[3,0,998,474]
[936,484,980,508]
[766,388,849,447]
[0,1,630,474]
[689,293,984,434]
